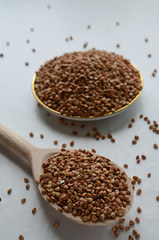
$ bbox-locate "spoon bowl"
[0,123,133,226]
[32,63,143,121]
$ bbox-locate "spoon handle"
[0,123,38,163]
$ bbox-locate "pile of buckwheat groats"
[39,149,132,223]
[34,49,142,118]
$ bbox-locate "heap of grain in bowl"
[39,149,132,223]
[34,50,142,118]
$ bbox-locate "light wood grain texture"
[0,123,133,226]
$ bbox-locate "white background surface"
[0,0,159,239]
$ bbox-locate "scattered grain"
[136,233,140,239]
[137,206,142,213]
[149,125,153,129]
[156,195,159,201]
[128,123,132,128]
[115,224,120,230]
[62,144,66,148]
[136,159,140,164]
[69,122,75,126]
[132,140,137,145]
[125,225,131,231]
[114,231,119,237]
[24,178,29,183]
[147,173,151,178]
[21,198,26,204]
[83,42,88,48]
[40,134,44,139]
[25,62,29,66]
[137,178,141,184]
[129,220,135,226]
[124,164,128,169]
[139,114,143,118]
[153,121,158,127]
[118,218,125,223]
[131,118,135,123]
[144,117,148,121]
[141,155,146,160]
[148,54,151,58]
[29,132,34,137]
[7,189,12,195]
[133,176,138,181]
[72,130,78,135]
[134,135,139,140]
[32,208,36,215]
[26,184,30,190]
[70,141,74,147]
[111,138,115,143]
[86,132,90,136]
[19,235,24,240]
[119,225,124,230]
[131,179,136,185]
[132,229,137,236]
[107,133,112,138]
[128,235,134,240]
[94,132,101,140]
[153,143,158,149]
[91,149,96,153]
[136,189,142,195]
[101,134,106,139]
[54,140,58,145]
[135,217,140,223]
[54,221,60,227]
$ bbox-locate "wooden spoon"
[0,123,133,226]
